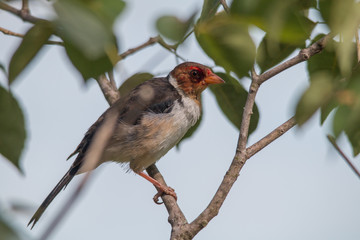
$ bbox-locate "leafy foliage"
[195,14,256,79]
[8,21,54,84]
[296,34,360,155]
[210,72,259,134]
[54,0,124,80]
[156,14,195,42]
[0,86,26,172]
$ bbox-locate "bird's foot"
[137,172,177,204]
[153,185,177,204]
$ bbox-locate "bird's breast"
[104,97,201,172]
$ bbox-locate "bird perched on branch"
[28,62,224,228]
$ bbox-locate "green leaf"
[0,86,26,172]
[231,0,315,45]
[199,0,221,22]
[0,214,21,240]
[54,0,121,80]
[0,63,6,75]
[345,127,360,156]
[210,72,259,134]
[63,41,115,80]
[195,15,256,79]
[307,36,341,77]
[319,0,360,75]
[156,13,195,42]
[256,34,297,73]
[119,73,154,96]
[86,0,125,26]
[295,72,335,125]
[320,98,337,124]
[8,20,54,84]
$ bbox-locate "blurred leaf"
[306,35,358,125]
[0,86,26,172]
[297,0,317,9]
[307,36,341,77]
[63,41,115,80]
[119,73,154,96]
[277,13,315,45]
[0,63,6,75]
[8,20,54,84]
[319,0,360,75]
[0,215,20,240]
[320,99,337,124]
[345,126,360,156]
[256,34,297,73]
[210,72,259,134]
[156,13,195,42]
[195,15,256,79]
[86,0,125,26]
[199,0,221,22]
[295,72,335,125]
[54,0,121,80]
[231,0,315,45]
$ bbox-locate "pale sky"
[1,1,360,240]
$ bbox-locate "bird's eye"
[190,70,201,80]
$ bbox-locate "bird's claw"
[153,186,177,204]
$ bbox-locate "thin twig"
[327,135,360,180]
[220,0,230,13]
[117,36,160,61]
[246,117,296,159]
[0,2,43,23]
[40,110,119,240]
[108,70,117,89]
[258,34,332,84]
[157,37,187,62]
[0,26,64,46]
[21,0,30,15]
[97,74,120,105]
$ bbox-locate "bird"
[28,62,224,228]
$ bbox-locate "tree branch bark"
[0,2,44,23]
[0,26,64,46]
[186,69,261,238]
[258,34,331,84]
[246,117,296,159]
[327,135,360,180]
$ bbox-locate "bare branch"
[108,70,117,89]
[188,73,261,237]
[258,34,332,84]
[96,74,120,105]
[146,165,188,235]
[0,2,44,23]
[220,0,230,13]
[327,135,360,180]
[40,110,119,240]
[0,26,64,46]
[21,0,30,15]
[117,36,160,61]
[246,117,296,159]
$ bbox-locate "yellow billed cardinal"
[28,62,224,228]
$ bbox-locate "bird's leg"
[138,172,177,204]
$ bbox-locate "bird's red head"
[170,62,224,98]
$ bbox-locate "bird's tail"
[28,169,75,229]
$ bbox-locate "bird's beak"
[204,73,225,85]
